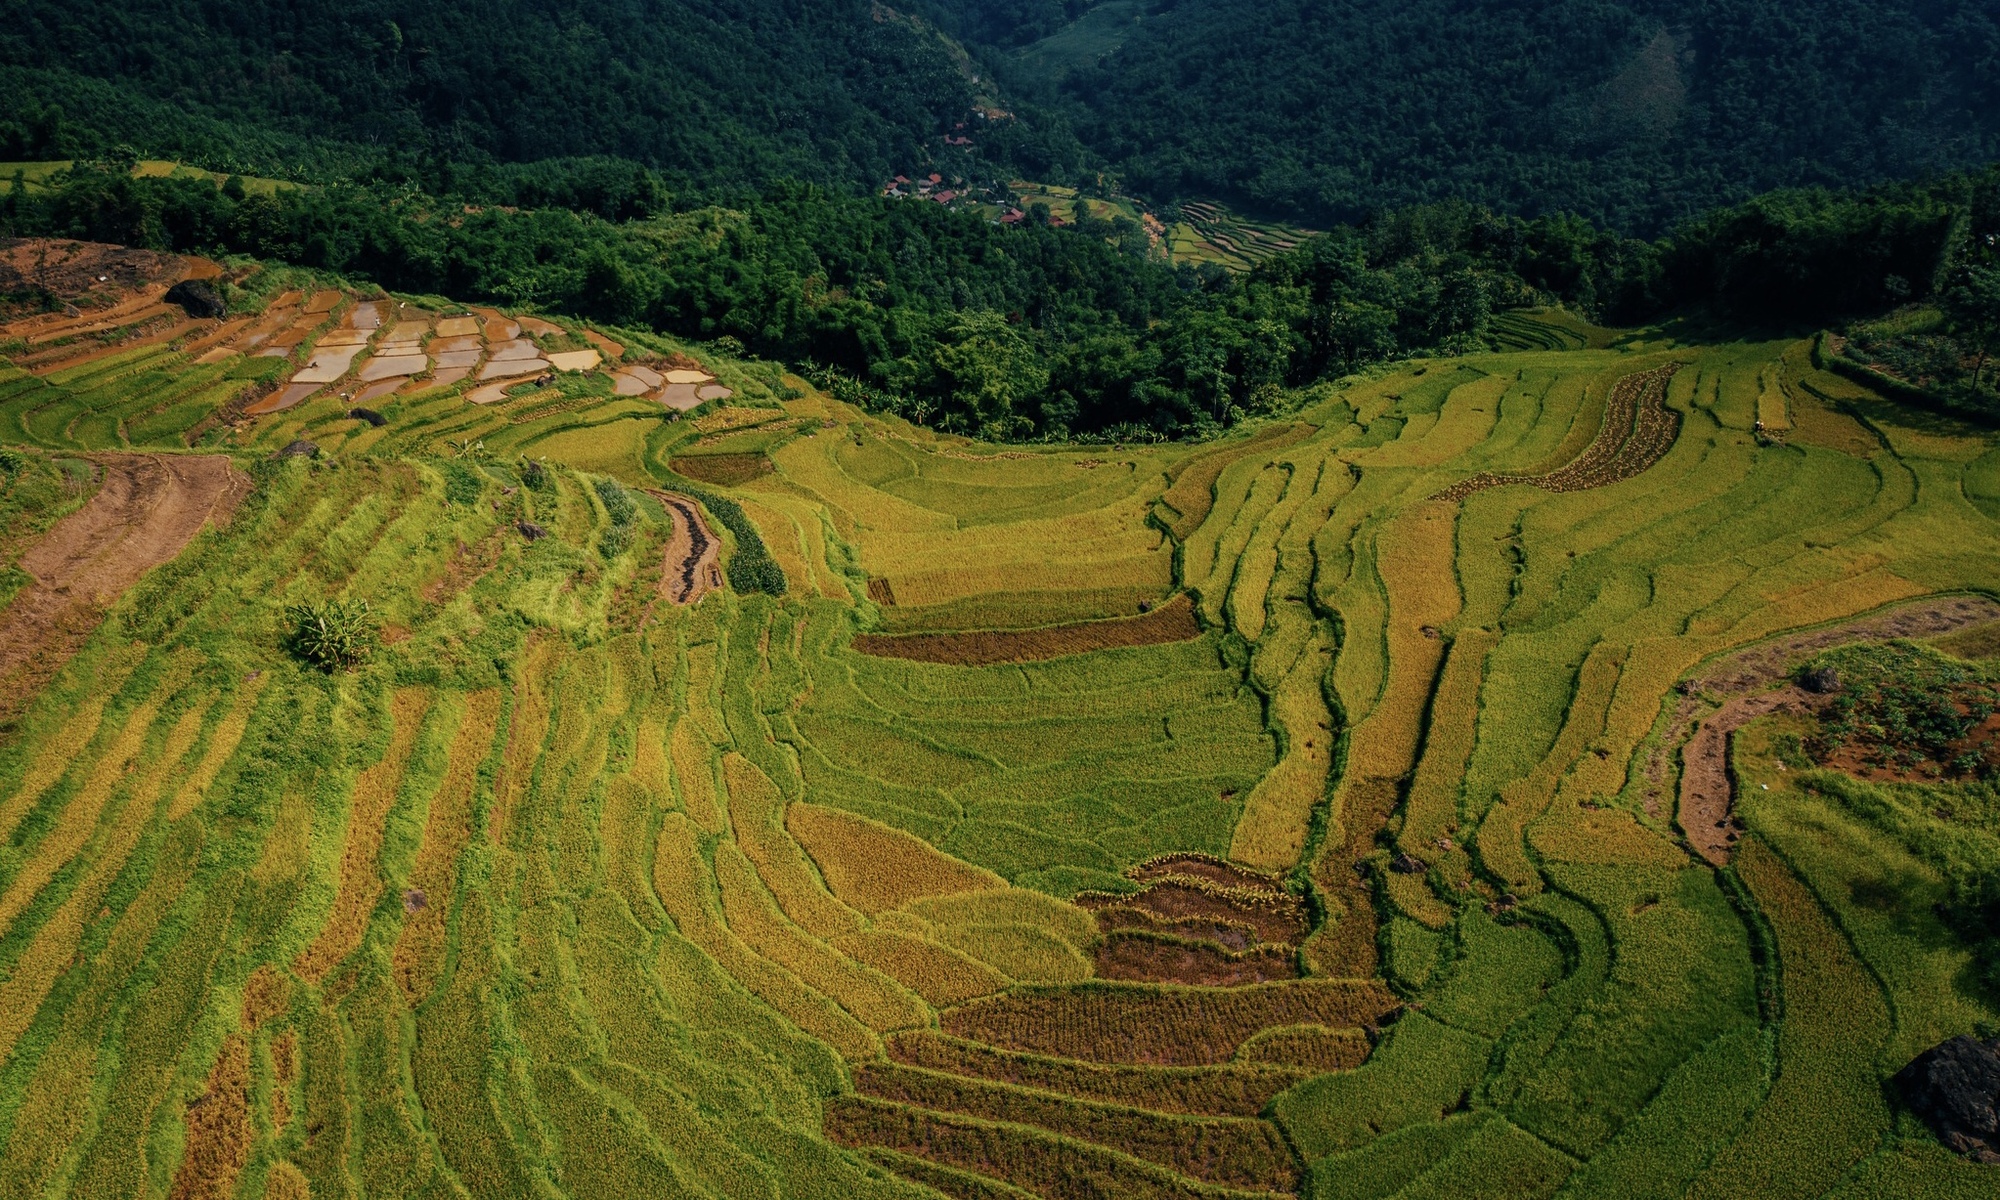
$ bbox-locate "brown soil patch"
[1090,905,1262,951]
[867,577,898,606]
[885,1030,1307,1118]
[167,1034,253,1200]
[1075,876,1307,947]
[649,491,723,604]
[1435,362,1682,501]
[1093,932,1299,986]
[0,238,185,322]
[853,594,1200,666]
[941,979,1399,1066]
[670,452,772,486]
[582,329,624,357]
[1680,686,1831,865]
[1307,777,1402,978]
[1657,594,2000,863]
[0,454,250,732]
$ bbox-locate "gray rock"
[1895,1035,2000,1161]
[164,278,226,319]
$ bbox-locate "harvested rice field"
[0,245,1996,1200]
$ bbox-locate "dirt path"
[1662,593,2000,864]
[0,454,251,729]
[650,491,721,604]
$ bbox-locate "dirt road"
[1665,593,2000,864]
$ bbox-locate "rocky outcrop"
[164,278,227,319]
[1895,1035,2000,1163]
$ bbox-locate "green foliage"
[285,597,377,671]
[969,0,2000,234]
[1802,642,1995,774]
[681,487,786,596]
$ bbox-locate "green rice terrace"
[1,239,1998,1200]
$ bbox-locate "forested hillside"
[8,0,2000,234]
[0,0,1001,192]
[960,0,2000,232]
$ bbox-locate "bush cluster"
[681,487,786,596]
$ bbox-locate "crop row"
[1433,363,1683,501]
[942,979,1399,1066]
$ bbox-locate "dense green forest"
[7,0,1999,236]
[955,0,2000,233]
[7,160,1997,439]
[0,0,1015,193]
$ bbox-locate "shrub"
[680,486,786,595]
[594,476,636,558]
[285,598,377,671]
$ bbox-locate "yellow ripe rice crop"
[942,979,1400,1066]
[0,697,206,1063]
[393,689,501,1004]
[167,675,269,821]
[788,802,1005,913]
[1234,1023,1372,1073]
[0,644,145,845]
[1229,621,1335,871]
[833,929,1009,1006]
[1690,839,1890,1198]
[240,964,290,1030]
[1480,642,1626,893]
[293,688,432,985]
[669,719,724,833]
[0,653,199,943]
[1345,501,1461,782]
[721,752,863,938]
[1401,629,1496,850]
[166,1033,253,1200]
[713,842,929,1032]
[650,812,878,1058]
[490,637,554,848]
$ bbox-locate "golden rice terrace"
[0,245,1995,1200]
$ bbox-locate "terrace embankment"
[0,454,248,727]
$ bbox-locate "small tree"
[1943,264,2000,395]
[286,598,376,671]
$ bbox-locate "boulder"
[1799,665,1842,694]
[275,440,318,459]
[1894,1035,2000,1162]
[517,520,549,542]
[348,407,387,427]
[164,278,227,320]
[1390,853,1426,875]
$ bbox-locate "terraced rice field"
[0,251,1996,1199]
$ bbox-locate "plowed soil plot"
[1434,362,1682,501]
[1077,877,1309,946]
[942,979,1398,1065]
[852,594,1200,665]
[0,454,250,730]
[650,492,722,604]
[1094,933,1299,986]
[1659,593,2000,863]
